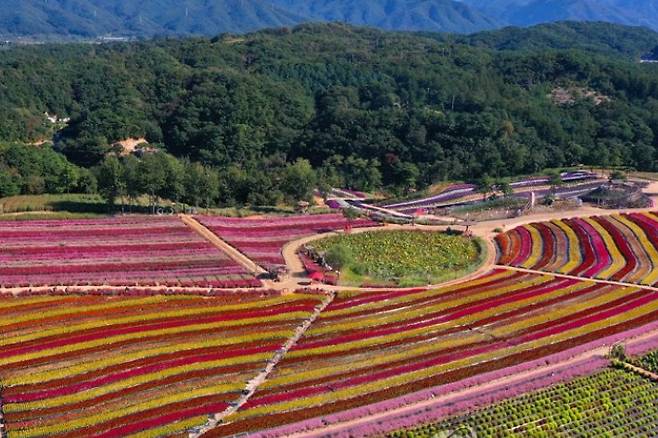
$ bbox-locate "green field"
[312,230,484,287]
[390,368,658,438]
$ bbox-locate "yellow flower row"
[583,217,625,280]
[1,294,314,347]
[553,219,582,274]
[231,286,658,423]
[1,312,307,368]
[323,270,515,319]
[521,224,544,269]
[266,280,607,387]
[308,275,554,337]
[614,214,658,285]
[0,295,193,330]
[0,295,67,311]
[13,381,242,438]
[4,329,290,386]
[6,351,271,413]
[127,416,208,438]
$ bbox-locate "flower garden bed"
[496,212,658,286]
[384,172,600,213]
[201,268,658,436]
[195,214,379,271]
[0,292,324,437]
[0,216,260,288]
[390,368,658,437]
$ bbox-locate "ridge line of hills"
[1,0,657,40]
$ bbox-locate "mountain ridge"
[1,0,657,39]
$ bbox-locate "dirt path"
[180,214,267,277]
[190,292,337,438]
[497,265,658,292]
[619,361,658,382]
[273,223,498,293]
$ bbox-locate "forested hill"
[451,21,658,59]
[2,22,658,202]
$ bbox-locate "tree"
[96,156,125,209]
[0,167,21,198]
[547,171,563,194]
[137,153,167,213]
[498,179,514,198]
[609,170,627,181]
[281,158,317,202]
[476,175,495,201]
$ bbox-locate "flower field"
[384,172,601,213]
[195,214,379,270]
[0,216,260,288]
[6,209,658,437]
[0,292,324,437]
[390,368,658,437]
[201,268,658,436]
[496,212,658,285]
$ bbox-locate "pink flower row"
[0,286,278,299]
[249,318,658,438]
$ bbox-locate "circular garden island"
[310,229,485,287]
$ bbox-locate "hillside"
[456,21,658,59]
[463,0,658,31]
[2,21,658,206]
[271,0,498,33]
[0,0,303,38]
[0,0,494,38]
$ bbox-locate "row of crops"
[390,367,658,438]
[195,214,379,270]
[0,292,325,437]
[496,212,658,286]
[384,172,602,214]
[201,268,658,436]
[0,216,260,288]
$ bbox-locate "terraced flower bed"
[202,269,658,436]
[385,172,601,213]
[390,368,658,437]
[496,212,658,286]
[195,214,379,270]
[0,292,324,437]
[0,216,260,288]
[311,230,483,286]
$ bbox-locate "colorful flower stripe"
[210,263,658,437]
[496,212,658,286]
[196,213,379,269]
[305,276,569,342]
[616,214,658,285]
[217,286,658,435]
[0,293,323,438]
[553,219,582,273]
[244,315,658,438]
[0,216,261,288]
[384,172,599,212]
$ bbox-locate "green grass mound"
[312,230,483,287]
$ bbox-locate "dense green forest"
[2,22,658,206]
